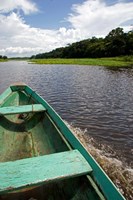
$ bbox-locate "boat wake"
[65,122,133,200]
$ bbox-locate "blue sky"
[0,0,133,57]
[25,0,85,29]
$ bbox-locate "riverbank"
[0,59,8,62]
[30,56,133,68]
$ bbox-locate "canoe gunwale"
[0,84,126,200]
[45,112,73,150]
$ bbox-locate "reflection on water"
[0,61,133,166]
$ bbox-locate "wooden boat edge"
[0,83,126,200]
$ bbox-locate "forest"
[0,55,8,59]
[31,28,133,59]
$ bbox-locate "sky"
[0,0,133,57]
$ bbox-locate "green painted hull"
[0,83,125,200]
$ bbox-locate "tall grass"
[30,56,133,68]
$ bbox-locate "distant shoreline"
[30,56,133,68]
[1,56,133,68]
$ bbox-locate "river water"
[0,61,133,167]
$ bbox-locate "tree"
[105,27,126,56]
[126,31,133,55]
[3,56,7,59]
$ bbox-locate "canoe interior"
[0,90,103,200]
[0,91,68,162]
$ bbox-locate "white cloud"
[0,47,44,55]
[68,0,133,37]
[0,12,81,57]
[0,0,133,57]
[0,0,38,14]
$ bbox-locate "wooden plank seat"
[0,104,46,115]
[0,150,92,193]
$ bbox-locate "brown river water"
[0,61,133,199]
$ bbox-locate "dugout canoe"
[0,83,125,200]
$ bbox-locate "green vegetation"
[0,59,8,62]
[30,56,133,68]
[0,55,8,62]
[31,28,133,62]
[0,59,4,62]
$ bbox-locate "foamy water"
[65,122,133,200]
